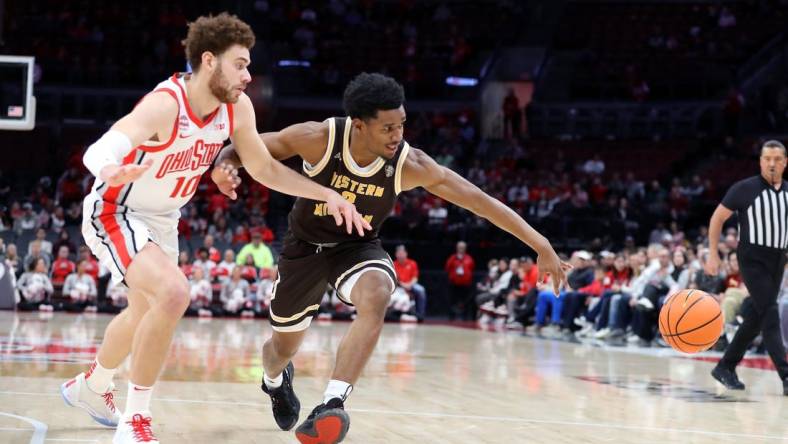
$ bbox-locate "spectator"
[393,245,427,321]
[235,231,274,269]
[103,280,129,314]
[50,245,76,291]
[50,207,67,234]
[16,258,54,311]
[24,240,52,272]
[534,275,567,335]
[193,247,217,278]
[28,228,53,256]
[178,251,193,278]
[477,258,517,322]
[5,243,22,278]
[445,241,475,320]
[721,251,747,325]
[202,234,221,263]
[239,254,259,283]
[213,249,236,283]
[255,264,277,314]
[187,266,213,317]
[506,256,539,327]
[62,259,98,312]
[53,229,77,256]
[13,202,37,233]
[78,246,99,283]
[220,266,251,316]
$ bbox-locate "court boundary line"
[1,390,786,441]
[0,411,47,444]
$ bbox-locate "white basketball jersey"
[89,73,234,217]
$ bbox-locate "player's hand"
[325,191,372,236]
[704,254,720,276]
[536,246,572,296]
[100,159,154,187]
[211,161,242,200]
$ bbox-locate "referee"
[706,140,788,396]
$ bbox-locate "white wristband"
[83,130,133,178]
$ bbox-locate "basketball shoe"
[711,365,745,390]
[60,372,121,427]
[113,412,159,444]
[295,397,350,444]
[261,361,300,430]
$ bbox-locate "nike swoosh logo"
[133,387,151,391]
[178,134,191,139]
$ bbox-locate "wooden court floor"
[0,311,786,443]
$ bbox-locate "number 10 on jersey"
[170,174,200,198]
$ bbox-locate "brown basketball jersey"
[288,117,411,244]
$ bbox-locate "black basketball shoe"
[261,361,300,430]
[295,397,350,444]
[711,364,745,390]
[783,378,788,396]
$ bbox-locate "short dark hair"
[343,72,405,120]
[182,13,255,72]
[761,139,786,156]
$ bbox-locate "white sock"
[124,381,153,416]
[264,372,283,389]
[323,379,352,404]
[84,358,115,393]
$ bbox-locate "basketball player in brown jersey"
[212,73,570,443]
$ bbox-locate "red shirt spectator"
[445,242,475,286]
[250,225,275,244]
[520,261,539,293]
[394,257,419,285]
[82,257,99,283]
[51,257,76,286]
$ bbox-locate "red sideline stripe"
[99,150,139,268]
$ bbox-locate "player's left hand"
[325,191,373,236]
[211,161,242,200]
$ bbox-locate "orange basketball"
[658,289,723,354]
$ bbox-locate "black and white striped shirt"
[722,175,788,250]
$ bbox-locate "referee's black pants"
[719,244,788,380]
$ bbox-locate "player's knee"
[160,279,190,315]
[355,286,391,319]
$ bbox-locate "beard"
[208,66,237,104]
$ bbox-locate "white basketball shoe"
[113,412,159,444]
[60,372,121,427]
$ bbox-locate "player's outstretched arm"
[401,148,571,294]
[211,121,326,198]
[82,92,177,186]
[230,95,371,236]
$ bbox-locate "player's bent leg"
[261,329,307,431]
[98,289,152,368]
[113,243,189,444]
[296,271,392,444]
[61,286,153,428]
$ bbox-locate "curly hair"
[182,13,255,72]
[342,72,405,120]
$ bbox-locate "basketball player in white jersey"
[59,14,370,444]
